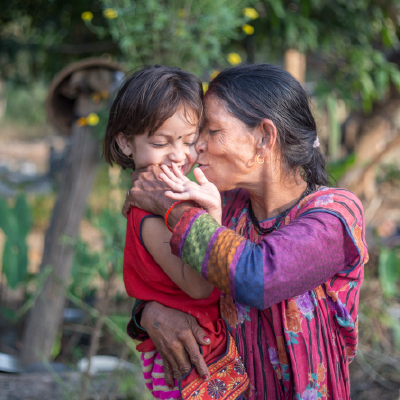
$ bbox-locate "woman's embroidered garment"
[171,187,368,400]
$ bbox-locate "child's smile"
[117,105,198,176]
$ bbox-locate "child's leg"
[140,351,181,399]
[141,350,157,393]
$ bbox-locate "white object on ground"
[77,355,138,375]
[0,352,22,373]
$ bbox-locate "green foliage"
[3,82,47,125]
[3,0,400,117]
[29,194,55,229]
[327,153,356,184]
[96,0,247,75]
[253,0,400,109]
[0,0,115,83]
[378,247,400,298]
[106,314,131,343]
[70,238,100,298]
[326,95,340,159]
[95,208,126,276]
[0,195,32,289]
[71,207,126,298]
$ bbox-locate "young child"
[103,66,249,400]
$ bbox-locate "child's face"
[118,106,198,175]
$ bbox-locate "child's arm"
[159,164,222,224]
[141,216,214,300]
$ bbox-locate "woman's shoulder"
[295,186,368,264]
[297,186,364,217]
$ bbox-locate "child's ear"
[115,132,133,156]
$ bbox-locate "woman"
[123,63,368,400]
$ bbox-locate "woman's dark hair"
[208,63,329,187]
[104,65,203,169]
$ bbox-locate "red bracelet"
[164,200,200,232]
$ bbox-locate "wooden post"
[284,49,306,83]
[20,60,123,365]
[21,123,99,365]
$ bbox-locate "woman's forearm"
[170,208,360,309]
[166,202,198,229]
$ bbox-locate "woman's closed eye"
[208,129,219,135]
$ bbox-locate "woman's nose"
[195,131,208,154]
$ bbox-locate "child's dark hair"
[104,65,203,169]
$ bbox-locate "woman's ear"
[115,132,133,157]
[254,119,277,157]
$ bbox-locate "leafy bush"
[0,195,32,289]
[4,82,47,126]
[93,0,248,75]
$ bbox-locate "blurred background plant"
[1,0,400,399]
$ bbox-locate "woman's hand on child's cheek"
[122,165,175,219]
[141,301,211,386]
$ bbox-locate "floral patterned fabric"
[181,331,250,400]
[170,187,368,400]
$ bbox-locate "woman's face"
[196,94,258,192]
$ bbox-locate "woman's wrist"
[166,202,198,230]
[141,301,164,331]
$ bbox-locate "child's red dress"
[123,207,249,399]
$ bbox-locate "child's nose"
[168,145,186,163]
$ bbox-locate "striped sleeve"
[170,207,361,310]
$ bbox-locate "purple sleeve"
[171,207,360,309]
[257,212,358,308]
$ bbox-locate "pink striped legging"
[141,350,181,399]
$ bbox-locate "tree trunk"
[21,123,99,366]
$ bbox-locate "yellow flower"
[209,70,220,80]
[202,82,209,93]
[227,53,242,65]
[103,8,118,19]
[242,24,254,35]
[243,7,259,20]
[177,8,186,17]
[86,113,99,126]
[76,117,87,127]
[81,11,93,21]
[176,28,184,36]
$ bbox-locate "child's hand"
[159,163,222,225]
